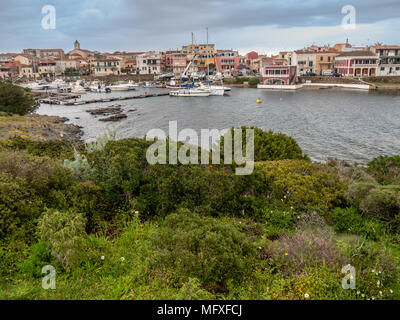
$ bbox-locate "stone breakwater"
[0,114,83,141]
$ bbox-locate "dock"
[39,93,169,105]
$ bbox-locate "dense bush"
[248,78,260,86]
[256,160,346,211]
[152,210,255,290]
[331,207,382,240]
[19,241,55,278]
[231,77,249,84]
[0,136,82,159]
[0,84,36,115]
[0,151,76,242]
[38,209,87,268]
[368,155,400,185]
[220,127,308,162]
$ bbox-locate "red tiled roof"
[373,45,400,49]
[41,49,64,52]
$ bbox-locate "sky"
[1,0,400,55]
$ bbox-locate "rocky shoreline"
[0,113,83,141]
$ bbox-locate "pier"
[39,92,170,105]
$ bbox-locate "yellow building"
[182,44,215,73]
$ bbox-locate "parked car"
[306,72,317,77]
[332,72,342,77]
[322,70,334,76]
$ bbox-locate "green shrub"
[345,182,378,205]
[231,77,248,84]
[368,155,400,185]
[0,173,43,241]
[220,127,308,162]
[0,83,36,115]
[360,186,400,221]
[248,78,260,86]
[256,160,346,211]
[19,241,55,278]
[38,209,87,268]
[86,137,273,221]
[152,210,255,289]
[176,278,214,300]
[331,207,382,240]
[0,151,76,209]
[0,137,82,159]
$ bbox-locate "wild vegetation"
[0,125,399,300]
[0,89,398,300]
[0,84,36,116]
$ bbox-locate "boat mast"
[206,27,209,83]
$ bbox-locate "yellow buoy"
[256,98,262,104]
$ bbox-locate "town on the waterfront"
[2,0,400,306]
[1,38,400,93]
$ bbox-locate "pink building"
[215,50,240,75]
[246,51,259,66]
[334,51,379,77]
[261,58,297,85]
[172,53,188,75]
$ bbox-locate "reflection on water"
[37,87,400,163]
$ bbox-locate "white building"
[291,50,317,76]
[137,52,164,75]
[371,45,400,76]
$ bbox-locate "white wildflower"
[120,257,125,262]
[304,293,310,299]
[101,256,105,260]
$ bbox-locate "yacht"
[198,82,225,96]
[169,87,211,97]
[89,83,111,93]
[70,81,87,93]
[70,85,87,94]
[20,82,46,90]
[107,82,137,91]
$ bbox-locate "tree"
[0,83,36,115]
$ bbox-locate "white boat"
[198,82,225,96]
[70,85,87,94]
[21,82,46,90]
[107,82,137,91]
[89,84,110,93]
[70,81,87,93]
[169,88,211,97]
[143,82,156,88]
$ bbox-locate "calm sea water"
[37,87,400,163]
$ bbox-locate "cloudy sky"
[1,0,399,55]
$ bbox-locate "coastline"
[0,114,83,141]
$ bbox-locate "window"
[381,67,385,71]
[396,67,400,71]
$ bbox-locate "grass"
[2,215,399,300]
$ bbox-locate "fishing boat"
[107,82,137,91]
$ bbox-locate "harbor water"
[37,87,400,163]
